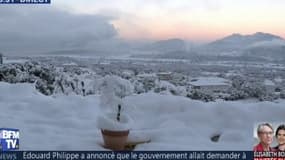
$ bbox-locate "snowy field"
[1,81,284,150]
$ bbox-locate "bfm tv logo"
[0,128,19,151]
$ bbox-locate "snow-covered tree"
[225,88,248,101]
[187,89,214,102]
[99,75,133,112]
[154,80,180,95]
[133,80,145,94]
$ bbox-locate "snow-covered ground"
[0,82,284,150]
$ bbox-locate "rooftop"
[189,77,230,86]
[264,79,275,86]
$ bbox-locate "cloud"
[133,0,221,12]
[250,39,285,48]
[0,6,118,55]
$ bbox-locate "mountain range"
[138,38,186,53]
[136,32,285,61]
[203,32,284,54]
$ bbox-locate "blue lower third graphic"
[0,0,50,4]
[0,128,19,151]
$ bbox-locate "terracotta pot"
[101,129,129,150]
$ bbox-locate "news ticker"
[2,151,285,160]
[1,151,285,160]
[0,151,250,160]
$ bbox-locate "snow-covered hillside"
[138,39,186,53]
[205,32,283,54]
[244,39,285,60]
[1,82,284,150]
[133,32,285,61]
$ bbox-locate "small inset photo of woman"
[254,122,285,152]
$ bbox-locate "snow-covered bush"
[231,75,246,90]
[258,93,279,101]
[228,75,276,101]
[136,74,157,92]
[99,75,133,111]
[53,69,100,96]
[187,89,214,102]
[133,80,145,94]
[35,79,54,95]
[98,75,134,130]
[0,62,56,95]
[154,80,180,95]
[242,82,267,98]
[0,62,100,96]
[175,86,187,96]
[97,112,133,131]
[225,88,248,101]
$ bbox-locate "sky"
[53,0,285,41]
[0,0,284,54]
